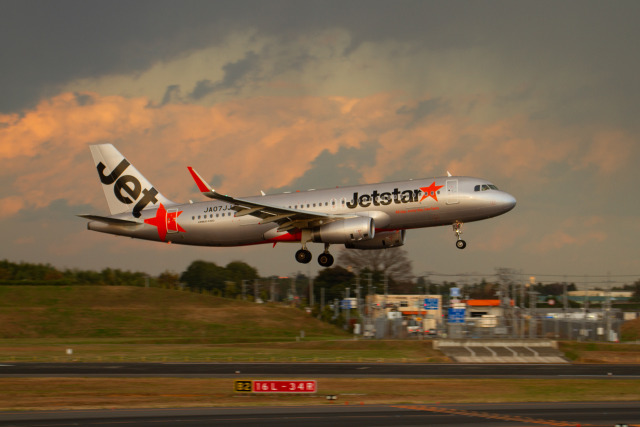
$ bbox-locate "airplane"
[79,144,516,267]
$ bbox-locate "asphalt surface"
[2,363,638,426]
[1,362,639,378]
[0,402,639,426]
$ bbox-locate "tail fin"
[89,144,175,218]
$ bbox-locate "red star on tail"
[419,182,444,202]
[144,203,186,241]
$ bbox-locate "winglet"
[187,167,236,203]
[187,166,213,193]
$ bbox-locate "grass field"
[1,285,640,363]
[0,339,450,363]
[0,285,348,342]
[1,285,640,410]
[1,378,638,410]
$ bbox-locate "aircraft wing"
[187,167,346,231]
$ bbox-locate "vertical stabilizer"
[89,144,175,217]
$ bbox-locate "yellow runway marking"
[394,405,592,426]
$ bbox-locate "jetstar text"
[347,188,426,209]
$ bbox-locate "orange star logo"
[419,182,444,202]
[144,203,186,241]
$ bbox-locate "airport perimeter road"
[1,362,639,378]
[0,402,638,426]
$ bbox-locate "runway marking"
[393,405,593,426]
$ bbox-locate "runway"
[2,363,638,426]
[1,362,639,378]
[0,402,639,426]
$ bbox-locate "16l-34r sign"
[234,380,317,393]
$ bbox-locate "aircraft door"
[446,180,459,205]
[167,209,180,233]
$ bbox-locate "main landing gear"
[295,248,312,264]
[453,221,467,249]
[295,244,334,267]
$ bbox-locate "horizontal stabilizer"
[77,214,143,226]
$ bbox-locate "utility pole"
[355,276,361,320]
[345,287,350,331]
[383,274,388,307]
[242,280,247,301]
[581,275,588,341]
[254,279,259,303]
[605,272,612,341]
[367,273,373,338]
[528,290,538,339]
[563,278,569,339]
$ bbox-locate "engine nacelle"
[311,216,374,244]
[344,229,405,250]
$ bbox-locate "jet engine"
[311,216,374,244]
[344,229,405,249]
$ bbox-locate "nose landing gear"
[453,221,466,249]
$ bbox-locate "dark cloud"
[396,98,446,127]
[160,85,182,106]
[269,141,380,193]
[3,0,639,117]
[190,51,261,100]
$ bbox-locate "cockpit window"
[474,184,499,191]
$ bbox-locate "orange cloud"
[527,214,608,254]
[0,90,634,221]
[571,130,634,174]
[0,196,24,218]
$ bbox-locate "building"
[366,294,443,333]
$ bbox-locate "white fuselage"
[87,176,516,247]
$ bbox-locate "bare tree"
[338,247,414,284]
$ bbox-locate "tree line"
[2,252,639,304]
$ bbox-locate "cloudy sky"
[1,1,638,285]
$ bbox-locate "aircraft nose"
[496,192,517,212]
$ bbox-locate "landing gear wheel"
[318,253,334,267]
[456,239,467,249]
[295,249,312,264]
